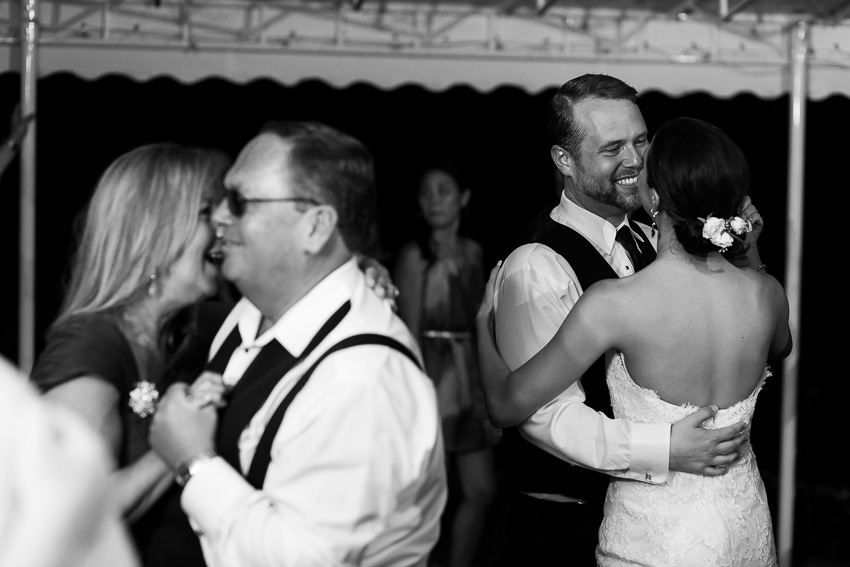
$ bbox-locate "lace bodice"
[597,353,777,567]
[607,352,769,428]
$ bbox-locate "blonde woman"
[30,143,399,560]
[30,144,231,554]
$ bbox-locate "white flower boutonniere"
[129,380,160,418]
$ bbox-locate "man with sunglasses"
[148,121,447,567]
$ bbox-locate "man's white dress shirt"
[494,193,670,493]
[181,258,447,567]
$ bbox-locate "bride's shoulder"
[757,271,790,311]
[579,276,637,311]
[584,269,676,320]
[741,265,787,301]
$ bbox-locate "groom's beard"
[573,160,642,213]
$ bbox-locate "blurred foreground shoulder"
[0,356,140,567]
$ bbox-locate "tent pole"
[19,0,37,374]
[778,20,807,567]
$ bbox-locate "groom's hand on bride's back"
[669,405,748,477]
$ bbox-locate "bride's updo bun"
[646,117,751,265]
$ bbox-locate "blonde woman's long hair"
[54,143,229,329]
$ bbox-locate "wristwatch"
[175,448,218,487]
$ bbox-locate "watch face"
[175,449,218,486]
[175,463,193,487]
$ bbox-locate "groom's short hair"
[547,74,639,162]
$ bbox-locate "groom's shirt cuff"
[623,422,670,484]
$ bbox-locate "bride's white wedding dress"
[597,353,777,567]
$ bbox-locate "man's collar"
[235,257,359,356]
[552,193,624,255]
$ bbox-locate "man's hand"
[669,405,748,476]
[149,382,218,471]
[188,371,228,408]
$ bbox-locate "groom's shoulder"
[503,241,560,267]
[501,241,576,284]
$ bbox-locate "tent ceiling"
[1,0,849,95]
[493,1,850,18]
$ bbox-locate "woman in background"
[394,159,499,567]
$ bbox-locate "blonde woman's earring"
[147,272,160,298]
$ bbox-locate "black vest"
[501,216,618,503]
[143,302,420,567]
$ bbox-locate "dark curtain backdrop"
[0,71,846,564]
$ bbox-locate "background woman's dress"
[418,239,500,454]
[598,353,776,567]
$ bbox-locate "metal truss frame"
[1,0,849,70]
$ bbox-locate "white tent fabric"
[1,42,849,98]
[2,1,849,96]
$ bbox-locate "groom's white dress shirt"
[181,258,447,567]
[494,192,670,492]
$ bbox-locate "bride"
[477,117,791,566]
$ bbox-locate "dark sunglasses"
[224,190,320,217]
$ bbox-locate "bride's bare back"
[492,247,791,422]
[592,253,790,409]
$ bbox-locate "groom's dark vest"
[501,215,618,503]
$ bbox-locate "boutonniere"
[129,380,160,418]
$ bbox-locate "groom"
[493,74,751,566]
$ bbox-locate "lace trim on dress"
[597,352,777,567]
[608,353,770,429]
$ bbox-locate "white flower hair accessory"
[728,216,752,235]
[698,213,752,252]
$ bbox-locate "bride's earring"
[650,208,658,238]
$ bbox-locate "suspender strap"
[245,334,421,488]
[217,301,353,468]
